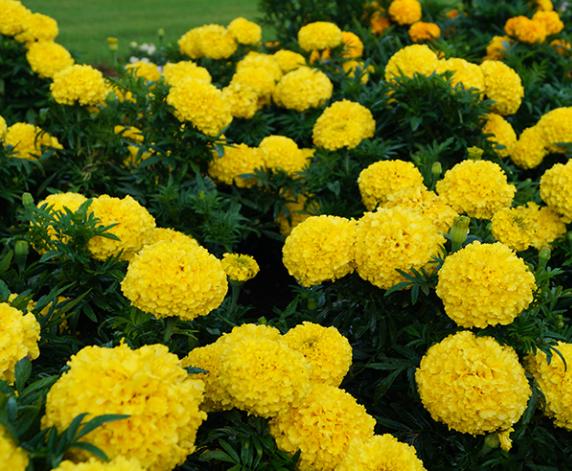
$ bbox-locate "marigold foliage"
[0,426,28,471]
[409,21,441,42]
[26,41,74,79]
[416,331,531,435]
[540,160,572,223]
[273,67,333,112]
[52,457,143,471]
[384,45,439,81]
[480,60,524,116]
[4,122,62,160]
[228,17,262,45]
[221,253,259,282]
[483,113,517,157]
[388,0,422,25]
[51,65,110,107]
[436,58,485,96]
[297,21,342,51]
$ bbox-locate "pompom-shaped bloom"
[338,434,426,471]
[491,203,566,251]
[270,384,375,470]
[358,160,425,210]
[162,61,211,86]
[228,17,261,45]
[409,21,441,42]
[416,331,531,435]
[536,0,554,10]
[485,35,512,60]
[167,78,232,137]
[274,49,306,73]
[51,65,110,106]
[221,253,259,282]
[0,426,28,471]
[178,28,203,59]
[222,82,261,119]
[341,31,364,58]
[208,143,263,187]
[26,41,74,79]
[436,242,536,328]
[436,160,515,219]
[121,238,228,320]
[527,342,572,430]
[509,126,547,169]
[237,51,283,81]
[0,303,40,384]
[354,208,445,290]
[0,0,31,36]
[43,343,206,471]
[231,65,277,100]
[283,322,352,386]
[194,24,237,59]
[483,113,517,157]
[38,192,87,218]
[312,100,375,150]
[15,12,58,44]
[4,122,62,160]
[505,16,547,44]
[298,22,342,51]
[219,336,311,417]
[52,457,143,471]
[480,60,524,116]
[87,194,155,261]
[540,160,572,222]
[143,227,198,248]
[389,0,422,25]
[125,61,161,82]
[532,11,564,36]
[385,45,439,81]
[273,67,333,112]
[370,11,391,35]
[536,107,572,153]
[436,58,485,95]
[259,135,309,175]
[283,215,356,287]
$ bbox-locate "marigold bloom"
[194,24,237,59]
[259,135,309,175]
[0,426,28,471]
[273,67,333,112]
[388,0,422,25]
[532,11,564,36]
[436,58,485,96]
[221,253,259,282]
[52,457,143,471]
[125,61,161,82]
[162,61,211,86]
[15,12,58,44]
[509,126,547,169]
[551,39,571,56]
[36,192,88,249]
[143,227,199,248]
[0,115,7,140]
[273,49,306,73]
[370,11,391,35]
[51,65,110,107]
[483,113,517,157]
[298,22,342,51]
[228,17,261,45]
[485,35,512,60]
[480,60,524,116]
[340,31,364,58]
[384,45,439,81]
[505,16,547,44]
[4,122,62,160]
[26,41,74,79]
[536,107,572,153]
[540,160,572,222]
[0,0,31,37]
[208,143,264,187]
[409,22,440,42]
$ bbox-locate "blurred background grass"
[25,0,259,64]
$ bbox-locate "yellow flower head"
[341,31,364,58]
[208,142,264,187]
[436,58,485,96]
[536,0,554,10]
[15,12,58,44]
[540,160,572,222]
[436,160,515,219]
[509,126,547,169]
[312,100,375,151]
[221,253,260,282]
[0,115,7,140]
[485,35,512,60]
[270,384,376,470]
[0,0,31,37]
[162,61,211,86]
[338,434,426,471]
[409,21,441,42]
[354,208,445,290]
[282,215,356,287]
[550,38,571,56]
[416,331,531,435]
[298,21,342,51]
[389,0,422,25]
[536,107,572,153]
[87,194,156,261]
[276,192,319,236]
[532,10,564,35]
[370,11,391,35]
[273,67,333,112]
[384,44,439,82]
[483,113,517,157]
[4,122,62,160]
[179,24,237,60]
[358,160,425,210]
[273,49,306,73]
[480,60,524,116]
[178,28,203,59]
[228,17,262,45]
[36,192,88,249]
[283,322,352,386]
[505,16,547,44]
[436,242,536,328]
[52,457,143,471]
[237,51,283,81]
[222,82,261,119]
[231,64,278,101]
[0,426,28,471]
[167,78,232,137]
[143,227,199,248]
[51,64,110,107]
[43,343,207,471]
[125,61,161,82]
[26,41,74,79]
[259,135,309,175]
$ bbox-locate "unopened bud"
[14,240,29,267]
[449,216,470,249]
[467,146,484,160]
[157,28,165,39]
[22,192,34,208]
[431,161,442,179]
[107,36,119,51]
[484,433,500,449]
[539,247,551,265]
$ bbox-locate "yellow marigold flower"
[276,192,319,236]
[26,41,74,79]
[338,434,426,471]
[298,21,342,51]
[122,238,227,319]
[382,186,458,233]
[483,113,517,157]
[222,82,260,119]
[114,125,144,143]
[354,208,445,290]
[416,331,531,435]
[370,11,391,35]
[208,142,263,187]
[4,122,62,160]
[536,0,554,10]
[436,242,536,328]
[532,10,564,35]
[237,51,283,82]
[43,343,206,471]
[167,78,232,137]
[143,227,198,248]
[540,160,572,222]
[15,12,58,44]
[509,126,547,169]
[551,38,571,55]
[342,60,374,84]
[505,16,547,44]
[87,194,156,261]
[283,322,352,386]
[389,0,422,25]
[436,58,485,96]
[36,192,88,248]
[491,202,566,251]
[52,457,143,471]
[485,35,512,60]
[51,64,110,107]
[231,65,277,101]
[0,115,7,140]
[221,253,259,282]
[273,49,306,73]
[282,215,356,287]
[273,66,333,112]
[409,21,441,42]
[0,426,28,471]
[436,160,515,219]
[536,107,572,153]
[125,60,161,82]
[341,31,364,58]
[218,335,311,418]
[312,100,375,151]
[480,60,524,116]
[384,44,439,82]
[178,28,203,59]
[270,384,375,470]
[358,160,425,210]
[228,17,261,45]
[218,323,282,344]
[259,135,308,175]
[0,302,40,384]
[527,342,572,430]
[0,0,31,37]
[197,24,237,59]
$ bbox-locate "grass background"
[25,0,259,64]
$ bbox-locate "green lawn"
[24,0,260,64]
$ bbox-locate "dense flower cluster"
[385,45,439,81]
[540,160,572,222]
[51,65,110,106]
[221,253,259,282]
[259,135,309,175]
[409,21,441,42]
[125,60,161,82]
[4,122,62,159]
[26,41,74,78]
[0,426,28,471]
[0,0,32,37]
[208,143,263,187]
[480,60,524,116]
[273,67,333,112]
[53,458,143,471]
[297,21,342,51]
[162,61,211,86]
[178,24,237,60]
[388,0,422,25]
[15,12,58,44]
